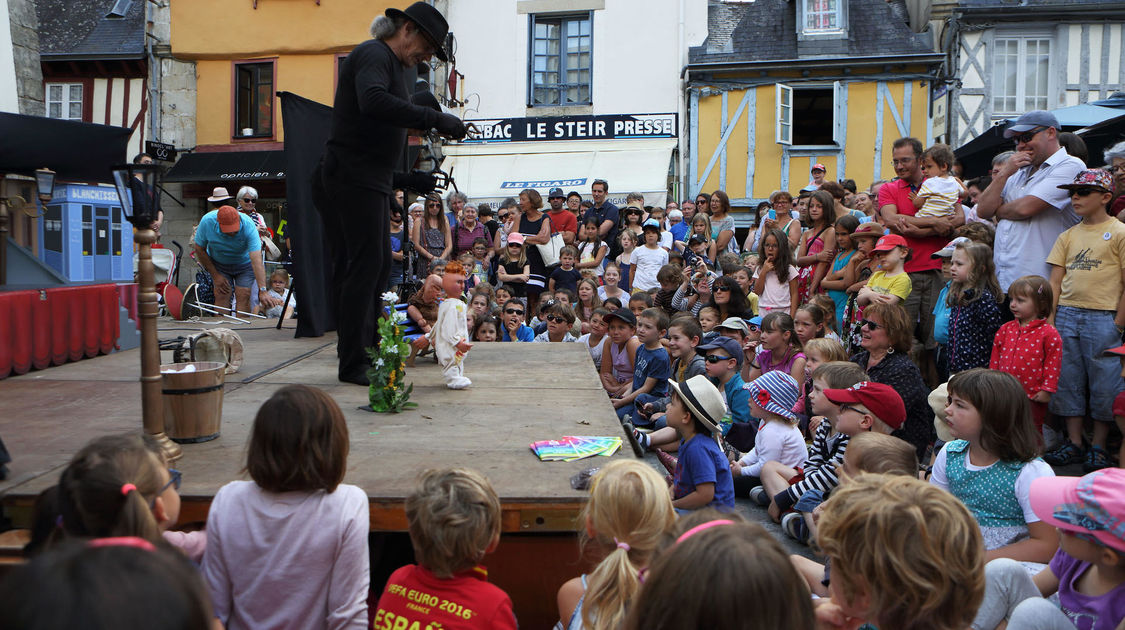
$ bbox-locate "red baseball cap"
[823,381,906,429]
[872,233,909,252]
[811,163,826,173]
[217,206,241,234]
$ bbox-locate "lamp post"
[112,163,181,463]
[0,167,55,286]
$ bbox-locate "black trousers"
[319,169,393,380]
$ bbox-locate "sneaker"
[782,512,810,545]
[1084,445,1112,472]
[1043,441,1084,466]
[621,422,646,458]
[749,486,770,507]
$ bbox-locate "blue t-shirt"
[720,373,752,426]
[549,266,582,292]
[194,210,261,266]
[633,345,671,397]
[501,324,535,342]
[672,434,736,509]
[669,221,690,245]
[933,281,951,345]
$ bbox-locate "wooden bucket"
[161,361,226,443]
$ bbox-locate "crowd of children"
[7,157,1125,628]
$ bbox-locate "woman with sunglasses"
[412,194,452,277]
[705,276,755,322]
[849,302,933,459]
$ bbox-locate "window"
[45,83,84,121]
[234,61,275,138]
[798,0,846,36]
[992,36,1051,115]
[529,13,592,106]
[776,83,838,146]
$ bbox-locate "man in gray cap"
[975,110,1085,303]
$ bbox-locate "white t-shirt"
[203,481,370,630]
[995,147,1084,291]
[737,419,809,478]
[631,244,669,292]
[916,175,964,218]
[753,265,799,311]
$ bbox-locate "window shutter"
[776,83,793,146]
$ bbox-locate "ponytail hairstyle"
[56,434,167,545]
[797,302,829,339]
[948,241,1002,306]
[581,460,675,630]
[808,294,839,335]
[761,311,802,353]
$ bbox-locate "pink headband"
[88,536,156,552]
[675,519,734,544]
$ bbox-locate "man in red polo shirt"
[546,187,577,246]
[878,137,963,377]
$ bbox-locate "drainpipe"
[677,0,686,203]
[146,0,160,143]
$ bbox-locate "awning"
[441,138,676,208]
[0,111,130,183]
[163,150,285,183]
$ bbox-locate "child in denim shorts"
[1044,169,1125,471]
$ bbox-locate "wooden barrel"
[161,361,226,443]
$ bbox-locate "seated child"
[630,317,705,428]
[576,307,611,370]
[972,468,1125,630]
[265,268,296,319]
[499,298,534,342]
[374,468,517,630]
[667,375,736,511]
[556,460,674,630]
[789,431,919,597]
[653,265,683,317]
[472,315,499,342]
[815,474,984,630]
[599,308,640,399]
[533,301,578,343]
[698,306,721,342]
[731,371,808,497]
[628,292,653,319]
[624,512,814,630]
[614,308,672,422]
[629,335,750,454]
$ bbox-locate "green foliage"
[365,302,418,413]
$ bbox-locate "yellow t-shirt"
[1046,218,1125,311]
[866,270,912,301]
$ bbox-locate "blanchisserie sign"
[462,113,676,143]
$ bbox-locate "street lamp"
[112,162,182,463]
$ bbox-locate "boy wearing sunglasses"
[499,298,534,342]
[1043,169,1125,471]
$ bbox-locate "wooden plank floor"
[0,318,626,531]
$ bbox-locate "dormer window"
[798,0,847,39]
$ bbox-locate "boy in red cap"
[822,380,907,436]
[856,235,912,308]
[973,468,1125,630]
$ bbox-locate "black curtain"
[279,91,335,337]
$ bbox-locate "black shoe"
[1084,445,1112,472]
[339,371,370,386]
[1043,441,1083,466]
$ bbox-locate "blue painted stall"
[38,184,133,282]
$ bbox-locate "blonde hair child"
[816,474,984,630]
[375,468,517,628]
[557,460,674,630]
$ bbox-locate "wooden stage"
[0,318,629,628]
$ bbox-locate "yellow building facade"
[688,65,939,207]
[170,0,392,149]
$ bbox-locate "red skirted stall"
[0,283,130,379]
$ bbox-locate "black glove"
[434,113,467,140]
[393,171,437,195]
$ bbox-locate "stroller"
[132,241,186,318]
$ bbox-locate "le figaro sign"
[463,113,676,143]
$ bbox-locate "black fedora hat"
[386,2,449,62]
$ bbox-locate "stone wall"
[9,0,43,115]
